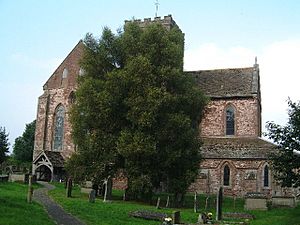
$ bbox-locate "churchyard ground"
[0,182,55,225]
[48,183,300,225]
[1,181,300,225]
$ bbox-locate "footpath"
[33,181,86,225]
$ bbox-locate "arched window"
[263,165,269,187]
[223,165,230,186]
[226,106,235,135]
[79,67,85,76]
[68,92,76,105]
[53,105,65,151]
[62,68,68,78]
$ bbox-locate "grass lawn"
[0,181,55,225]
[48,183,300,225]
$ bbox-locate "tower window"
[62,68,68,78]
[53,105,65,151]
[223,165,230,186]
[79,67,85,76]
[263,165,269,187]
[226,106,235,135]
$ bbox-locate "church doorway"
[35,165,52,182]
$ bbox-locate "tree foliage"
[0,126,10,164]
[68,22,207,202]
[265,99,300,188]
[12,120,36,162]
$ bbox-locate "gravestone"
[89,189,96,203]
[194,192,198,213]
[216,187,223,221]
[156,197,161,209]
[27,175,33,203]
[165,195,170,208]
[103,176,112,202]
[66,177,73,198]
[172,211,180,224]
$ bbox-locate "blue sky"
[1,0,300,152]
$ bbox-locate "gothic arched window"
[263,165,269,187]
[226,106,235,135]
[223,165,230,186]
[68,91,76,105]
[53,105,65,151]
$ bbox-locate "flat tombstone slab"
[244,192,268,210]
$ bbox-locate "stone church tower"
[32,15,281,197]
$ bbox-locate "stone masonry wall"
[33,42,84,161]
[188,159,272,197]
[200,98,261,137]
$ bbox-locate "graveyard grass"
[48,183,300,225]
[0,182,55,225]
[1,182,300,225]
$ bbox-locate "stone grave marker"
[216,187,223,221]
[89,189,96,203]
[66,177,72,198]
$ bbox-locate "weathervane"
[155,0,159,17]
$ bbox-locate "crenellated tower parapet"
[125,14,179,31]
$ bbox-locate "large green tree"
[68,22,207,203]
[0,126,10,164]
[265,99,300,188]
[12,120,36,162]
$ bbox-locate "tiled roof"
[44,151,65,167]
[201,137,276,159]
[186,67,259,98]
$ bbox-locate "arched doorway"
[36,165,52,182]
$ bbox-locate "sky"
[1,0,300,153]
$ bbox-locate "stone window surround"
[221,161,233,188]
[52,104,65,151]
[225,104,236,136]
[262,163,271,189]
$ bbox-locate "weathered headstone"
[89,189,96,203]
[27,175,33,203]
[205,195,210,210]
[66,177,73,198]
[216,187,223,221]
[103,176,112,202]
[233,194,236,210]
[165,195,170,208]
[156,197,161,209]
[172,211,180,224]
[194,192,198,213]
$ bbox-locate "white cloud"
[183,39,300,132]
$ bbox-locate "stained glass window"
[263,165,269,187]
[226,106,235,135]
[53,105,65,150]
[223,165,230,186]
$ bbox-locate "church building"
[32,15,281,197]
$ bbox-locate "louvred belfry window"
[53,105,65,150]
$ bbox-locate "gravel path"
[33,181,86,225]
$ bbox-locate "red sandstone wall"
[200,98,261,137]
[188,159,272,197]
[33,42,84,161]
